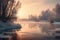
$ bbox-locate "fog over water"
[15,21,60,40]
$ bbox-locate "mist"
[28,4,60,22]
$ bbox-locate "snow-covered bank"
[0,21,22,34]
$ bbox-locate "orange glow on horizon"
[16,0,55,19]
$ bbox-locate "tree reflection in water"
[16,22,58,40]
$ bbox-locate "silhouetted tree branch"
[0,0,21,22]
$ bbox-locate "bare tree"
[0,0,21,22]
[53,4,60,21]
[29,15,38,21]
[53,4,60,18]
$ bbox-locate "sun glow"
[16,0,55,19]
[17,7,29,19]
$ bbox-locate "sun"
[16,7,28,19]
[17,9,24,18]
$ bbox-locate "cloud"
[20,0,44,5]
[17,0,60,19]
[21,0,60,4]
[45,0,60,4]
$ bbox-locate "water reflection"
[16,21,60,40]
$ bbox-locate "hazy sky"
[17,0,60,19]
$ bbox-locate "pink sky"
[16,0,60,19]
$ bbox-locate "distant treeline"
[29,4,60,22]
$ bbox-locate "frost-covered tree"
[0,0,22,33]
[53,4,60,21]
[39,9,55,21]
[0,0,21,22]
